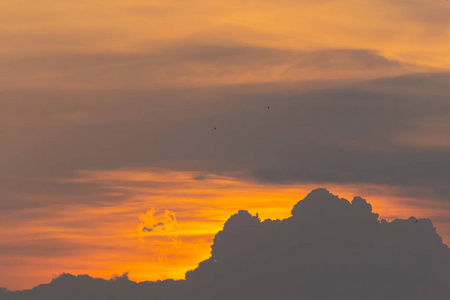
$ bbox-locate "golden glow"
[1,0,450,291]
[0,0,449,89]
[1,168,449,290]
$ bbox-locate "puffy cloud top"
[187,188,449,299]
[291,188,379,222]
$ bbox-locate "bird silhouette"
[267,106,270,109]
[214,127,217,130]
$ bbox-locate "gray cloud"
[142,223,165,233]
[2,189,449,299]
[0,238,108,258]
[1,73,450,210]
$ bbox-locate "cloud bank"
[3,189,449,299]
[2,73,450,203]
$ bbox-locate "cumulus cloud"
[3,189,449,299]
[185,189,449,299]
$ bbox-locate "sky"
[3,189,450,299]
[1,0,450,291]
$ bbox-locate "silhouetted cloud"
[3,189,449,299]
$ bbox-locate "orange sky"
[1,169,449,290]
[1,0,450,292]
[1,0,449,89]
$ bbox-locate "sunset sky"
[1,0,450,291]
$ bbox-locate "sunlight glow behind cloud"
[1,169,449,290]
[1,0,450,293]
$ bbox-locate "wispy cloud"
[138,209,179,240]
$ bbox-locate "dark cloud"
[185,189,449,300]
[142,222,166,232]
[2,189,449,299]
[1,73,450,211]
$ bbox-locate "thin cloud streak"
[0,46,426,89]
[2,1,450,69]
